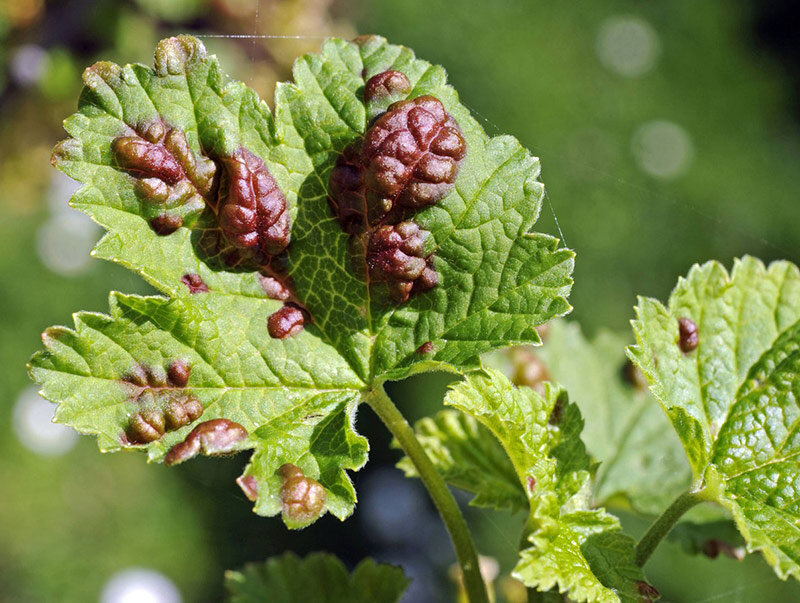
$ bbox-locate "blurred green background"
[2,0,800,601]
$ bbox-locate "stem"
[366,386,490,603]
[635,489,707,567]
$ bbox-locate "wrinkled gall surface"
[111,119,216,235]
[366,221,437,302]
[364,70,410,102]
[329,75,466,303]
[216,147,290,257]
[164,418,248,466]
[279,463,327,527]
[363,95,466,217]
[329,92,466,231]
[122,361,204,444]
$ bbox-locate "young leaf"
[30,35,573,525]
[225,552,409,603]
[396,409,527,511]
[444,369,653,602]
[533,321,692,516]
[630,256,800,579]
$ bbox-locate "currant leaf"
[443,370,652,602]
[396,409,526,511]
[630,256,800,580]
[30,34,572,525]
[532,321,692,516]
[225,552,409,603]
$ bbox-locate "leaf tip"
[154,35,208,77]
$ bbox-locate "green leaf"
[31,34,573,525]
[397,409,526,511]
[444,369,651,602]
[630,256,800,580]
[534,321,692,516]
[225,552,409,603]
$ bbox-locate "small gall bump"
[164,418,248,466]
[181,273,209,294]
[511,348,550,394]
[149,214,183,235]
[127,410,166,444]
[636,581,660,601]
[678,317,699,353]
[417,341,434,355]
[167,359,191,387]
[621,359,648,391]
[125,364,150,387]
[701,539,745,561]
[548,394,566,425]
[526,476,536,493]
[154,35,207,77]
[278,463,327,525]
[236,474,259,502]
[268,304,306,339]
[366,222,439,301]
[364,70,411,103]
[258,275,291,300]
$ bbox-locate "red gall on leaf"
[122,360,202,444]
[164,418,248,466]
[366,221,438,302]
[181,273,209,294]
[636,580,660,601]
[364,70,411,103]
[111,120,215,235]
[216,147,290,257]
[329,93,466,231]
[167,359,191,388]
[362,95,465,219]
[236,474,259,502]
[677,317,698,353]
[416,341,435,355]
[267,304,306,339]
[258,274,291,301]
[278,463,326,525]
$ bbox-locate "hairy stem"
[635,489,708,566]
[366,386,489,603]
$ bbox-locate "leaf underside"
[630,256,800,580]
[29,34,573,525]
[225,552,409,603]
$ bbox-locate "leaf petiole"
[634,489,710,567]
[366,386,490,603]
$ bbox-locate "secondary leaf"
[532,321,692,516]
[397,409,526,511]
[444,369,653,602]
[225,552,409,603]
[630,256,800,580]
[30,34,573,524]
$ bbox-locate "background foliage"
[2,0,800,601]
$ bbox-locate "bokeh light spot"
[13,386,78,456]
[631,120,694,179]
[596,16,660,78]
[10,44,47,86]
[100,568,182,603]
